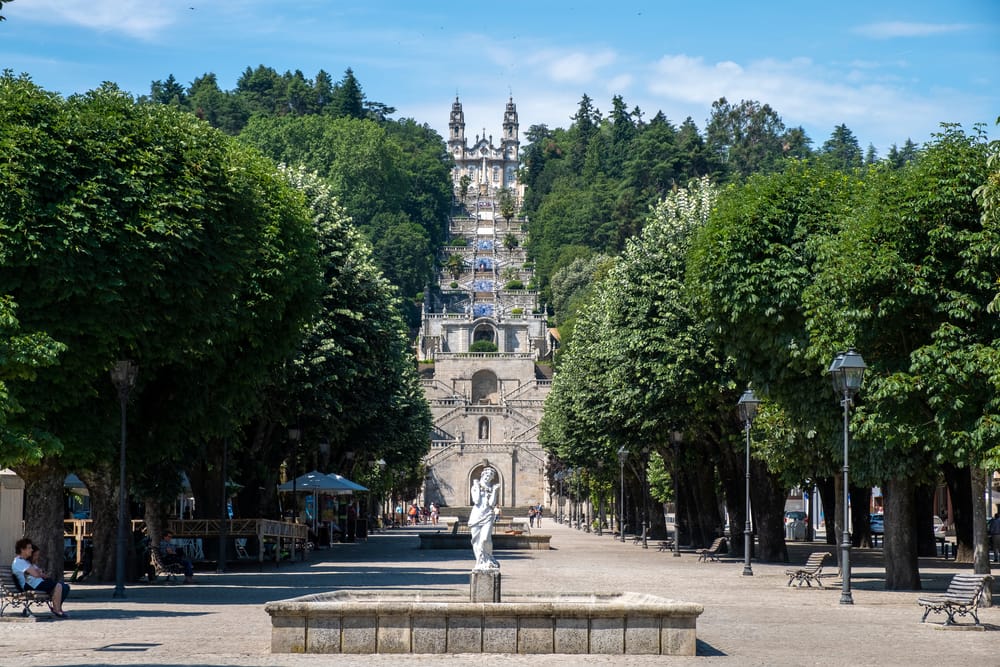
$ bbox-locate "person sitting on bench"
[160,531,195,584]
[12,538,69,618]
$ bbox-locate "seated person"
[12,538,69,618]
[329,520,344,542]
[160,531,195,583]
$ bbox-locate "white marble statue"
[469,467,500,571]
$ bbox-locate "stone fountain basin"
[267,590,703,655]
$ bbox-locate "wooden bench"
[0,564,52,617]
[917,573,991,626]
[697,537,726,562]
[150,548,185,583]
[657,538,675,552]
[785,551,832,588]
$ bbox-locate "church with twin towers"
[418,96,553,513]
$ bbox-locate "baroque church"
[418,97,552,511]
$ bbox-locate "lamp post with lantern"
[617,446,628,543]
[737,388,761,576]
[288,427,301,522]
[828,349,867,605]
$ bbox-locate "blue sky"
[3,0,998,155]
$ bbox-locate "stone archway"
[471,369,498,404]
[473,323,495,344]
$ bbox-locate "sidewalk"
[1,520,995,666]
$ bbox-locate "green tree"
[805,125,996,583]
[0,297,65,460]
[498,187,516,223]
[148,74,186,107]
[330,67,365,119]
[705,97,788,180]
[689,161,860,561]
[569,94,600,174]
[186,72,248,135]
[445,253,465,280]
[820,123,863,171]
[375,220,433,298]
[458,175,471,203]
[238,114,406,230]
[0,75,320,578]
[233,166,430,517]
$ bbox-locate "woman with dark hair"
[11,538,69,618]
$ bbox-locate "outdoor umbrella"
[326,473,368,493]
[277,470,355,493]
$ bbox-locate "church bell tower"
[501,96,519,160]
[448,96,466,157]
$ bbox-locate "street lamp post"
[217,436,229,574]
[737,388,761,576]
[618,446,628,543]
[376,458,387,520]
[642,447,649,549]
[670,432,682,557]
[554,471,565,524]
[288,427,301,522]
[110,360,138,599]
[595,460,604,536]
[828,349,867,606]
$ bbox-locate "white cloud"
[642,52,965,150]
[606,73,633,94]
[522,49,618,85]
[853,22,971,39]
[10,0,177,39]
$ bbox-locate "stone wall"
[268,591,703,655]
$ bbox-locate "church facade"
[447,96,523,200]
[419,98,551,512]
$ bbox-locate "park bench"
[0,564,52,617]
[697,537,726,562]
[149,548,185,583]
[916,573,991,626]
[631,526,648,545]
[784,551,833,588]
[656,538,675,552]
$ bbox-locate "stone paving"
[0,519,996,666]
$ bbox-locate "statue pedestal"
[470,569,501,602]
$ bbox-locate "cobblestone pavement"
[1,519,996,666]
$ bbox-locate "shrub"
[469,340,498,353]
[505,279,524,290]
[510,308,524,316]
[449,281,459,289]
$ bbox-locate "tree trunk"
[143,497,168,548]
[914,483,937,557]
[815,476,836,546]
[884,476,921,590]
[969,463,990,577]
[714,440,745,556]
[79,465,119,582]
[18,462,66,582]
[850,484,872,548]
[749,459,788,563]
[942,463,974,562]
[686,445,722,548]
